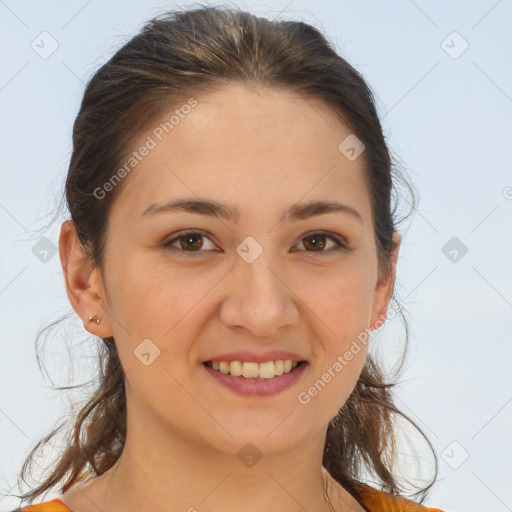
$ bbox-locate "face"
[71,83,397,457]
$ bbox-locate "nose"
[219,252,300,337]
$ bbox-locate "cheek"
[293,265,372,413]
[296,261,374,335]
[109,261,226,378]
[106,252,204,336]
[296,346,368,428]
[298,342,368,423]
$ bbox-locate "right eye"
[162,230,217,256]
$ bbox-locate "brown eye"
[297,232,346,255]
[178,233,204,251]
[302,234,327,251]
[163,230,216,256]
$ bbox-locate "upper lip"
[205,350,307,363]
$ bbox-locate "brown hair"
[8,4,438,508]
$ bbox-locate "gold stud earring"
[88,315,101,325]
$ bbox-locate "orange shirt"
[19,483,445,511]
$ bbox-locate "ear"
[59,219,113,338]
[369,231,401,330]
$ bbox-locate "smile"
[204,359,304,379]
[203,360,308,397]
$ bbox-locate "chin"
[199,417,315,458]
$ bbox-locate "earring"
[89,315,101,325]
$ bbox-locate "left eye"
[295,232,346,255]
[163,230,346,256]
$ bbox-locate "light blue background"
[1,1,511,511]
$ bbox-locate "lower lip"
[203,362,308,397]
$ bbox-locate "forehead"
[108,83,372,226]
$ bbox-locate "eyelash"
[162,230,347,257]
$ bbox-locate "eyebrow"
[141,198,364,224]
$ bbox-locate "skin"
[59,83,400,512]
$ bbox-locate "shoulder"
[17,498,72,512]
[354,483,446,512]
[14,485,447,512]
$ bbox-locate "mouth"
[203,359,307,380]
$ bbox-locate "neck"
[103,429,338,512]
[64,388,360,512]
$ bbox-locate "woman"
[11,5,446,512]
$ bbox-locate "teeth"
[230,360,242,376]
[258,361,274,379]
[208,359,301,379]
[242,362,259,378]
